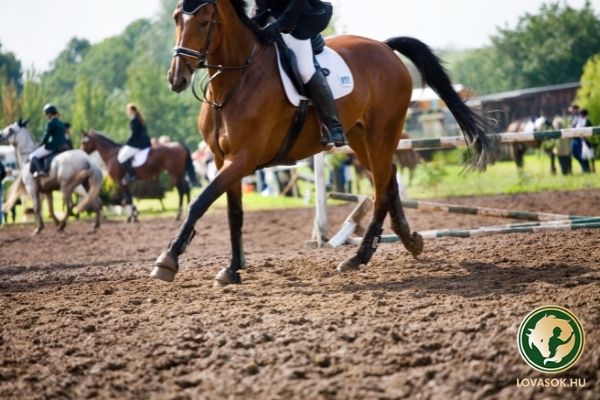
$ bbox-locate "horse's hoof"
[337,256,363,273]
[214,268,242,287]
[151,251,179,283]
[408,232,424,259]
[58,221,67,232]
[31,229,42,236]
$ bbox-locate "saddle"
[31,145,70,175]
[275,35,354,107]
[259,35,354,168]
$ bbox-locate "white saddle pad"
[132,148,151,168]
[276,45,355,107]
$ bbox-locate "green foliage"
[20,71,47,137]
[416,153,448,190]
[577,53,600,125]
[0,41,23,90]
[450,1,600,95]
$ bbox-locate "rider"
[118,103,152,184]
[29,104,68,177]
[254,0,347,148]
[64,122,74,150]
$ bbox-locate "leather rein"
[173,0,265,110]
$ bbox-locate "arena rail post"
[310,152,328,247]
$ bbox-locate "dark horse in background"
[151,0,492,286]
[352,132,422,192]
[81,131,193,221]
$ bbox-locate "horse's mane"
[228,0,262,36]
[178,0,262,37]
[88,130,120,147]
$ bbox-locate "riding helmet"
[43,104,58,115]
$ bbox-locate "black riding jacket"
[255,0,333,40]
[126,117,152,149]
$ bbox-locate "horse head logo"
[519,306,584,373]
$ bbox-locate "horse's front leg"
[214,180,245,287]
[121,184,138,223]
[151,159,252,283]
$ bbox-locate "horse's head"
[0,118,31,147]
[80,131,98,154]
[168,0,220,92]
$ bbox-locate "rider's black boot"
[30,157,47,178]
[305,70,348,148]
[120,160,136,185]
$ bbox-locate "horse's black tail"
[181,143,200,187]
[385,36,493,169]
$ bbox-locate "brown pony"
[152,0,491,285]
[81,131,192,220]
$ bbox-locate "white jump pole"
[312,152,328,246]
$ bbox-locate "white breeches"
[118,145,141,163]
[29,147,52,160]
[282,33,316,84]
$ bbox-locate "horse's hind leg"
[388,164,423,258]
[46,193,60,226]
[337,127,393,272]
[32,191,44,235]
[58,183,75,231]
[174,178,189,221]
[214,180,245,287]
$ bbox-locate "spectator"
[64,122,74,149]
[553,117,571,176]
[580,109,595,173]
[570,105,590,173]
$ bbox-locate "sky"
[0,0,599,71]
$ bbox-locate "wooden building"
[467,82,580,131]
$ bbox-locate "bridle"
[172,0,265,108]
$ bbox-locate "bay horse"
[152,0,492,286]
[81,131,192,221]
[1,122,103,234]
[352,133,422,192]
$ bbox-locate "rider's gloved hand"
[260,21,280,44]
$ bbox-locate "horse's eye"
[200,20,210,28]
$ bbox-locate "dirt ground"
[1,189,600,399]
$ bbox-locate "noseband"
[173,0,218,69]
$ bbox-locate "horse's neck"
[16,129,38,166]
[94,135,120,162]
[207,3,259,96]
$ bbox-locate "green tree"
[1,82,20,127]
[20,71,47,137]
[493,1,600,88]
[449,1,600,95]
[0,41,23,90]
[577,54,600,124]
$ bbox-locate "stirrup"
[319,125,335,151]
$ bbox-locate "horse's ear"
[23,118,30,127]
[17,118,23,127]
